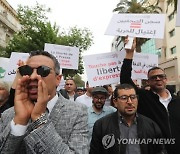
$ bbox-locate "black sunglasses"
[19,65,52,77]
[149,74,166,80]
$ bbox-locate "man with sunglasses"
[0,51,89,153]
[120,37,180,154]
[90,84,167,154]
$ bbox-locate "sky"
[6,0,120,55]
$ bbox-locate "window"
[164,48,167,58]
[170,46,176,54]
[157,48,161,58]
[169,29,175,37]
[2,10,7,18]
[168,13,174,21]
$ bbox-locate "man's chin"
[29,95,37,103]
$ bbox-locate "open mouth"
[125,107,135,111]
[28,85,38,94]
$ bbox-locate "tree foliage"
[113,0,162,52]
[73,74,85,87]
[6,3,93,77]
[113,0,162,13]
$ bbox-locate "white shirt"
[76,93,92,107]
[158,89,172,110]
[11,94,58,136]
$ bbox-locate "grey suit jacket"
[0,94,88,154]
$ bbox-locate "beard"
[93,101,104,110]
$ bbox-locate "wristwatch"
[31,113,48,130]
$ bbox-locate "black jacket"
[59,89,79,101]
[120,59,180,154]
[90,111,167,154]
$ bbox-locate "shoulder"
[138,114,154,122]
[75,94,84,101]
[58,94,88,113]
[103,106,117,113]
[95,111,117,125]
[138,114,160,128]
[59,89,67,95]
[1,107,15,123]
[106,106,117,111]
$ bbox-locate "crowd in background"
[0,40,180,153]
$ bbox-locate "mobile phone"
[125,37,134,49]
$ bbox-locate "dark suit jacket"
[0,94,88,154]
[59,89,79,101]
[90,112,167,154]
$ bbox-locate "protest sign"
[83,50,158,87]
[105,13,165,39]
[0,57,9,80]
[44,43,79,70]
[4,52,29,82]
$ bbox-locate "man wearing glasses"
[120,37,180,154]
[90,84,166,154]
[0,51,88,153]
[88,87,116,143]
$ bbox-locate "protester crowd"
[0,37,180,154]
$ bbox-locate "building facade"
[111,0,180,92]
[0,0,20,48]
[155,0,180,92]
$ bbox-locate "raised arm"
[120,37,138,90]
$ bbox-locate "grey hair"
[0,81,10,93]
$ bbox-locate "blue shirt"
[88,105,116,142]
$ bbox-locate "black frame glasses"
[117,94,138,103]
[19,65,52,77]
[93,96,106,102]
[149,74,166,81]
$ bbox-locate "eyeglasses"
[149,74,166,81]
[19,65,52,77]
[93,96,106,101]
[117,94,138,103]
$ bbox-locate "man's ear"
[56,74,62,86]
[113,99,118,108]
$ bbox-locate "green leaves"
[5,3,93,77]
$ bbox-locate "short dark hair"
[148,67,164,76]
[113,84,135,99]
[65,78,76,84]
[29,50,60,75]
[103,84,111,91]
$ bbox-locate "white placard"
[83,50,158,87]
[4,52,29,82]
[44,43,79,70]
[0,57,9,80]
[105,14,166,39]
[176,1,180,26]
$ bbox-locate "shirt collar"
[90,105,106,114]
[47,94,58,114]
[154,89,172,101]
[118,111,138,125]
